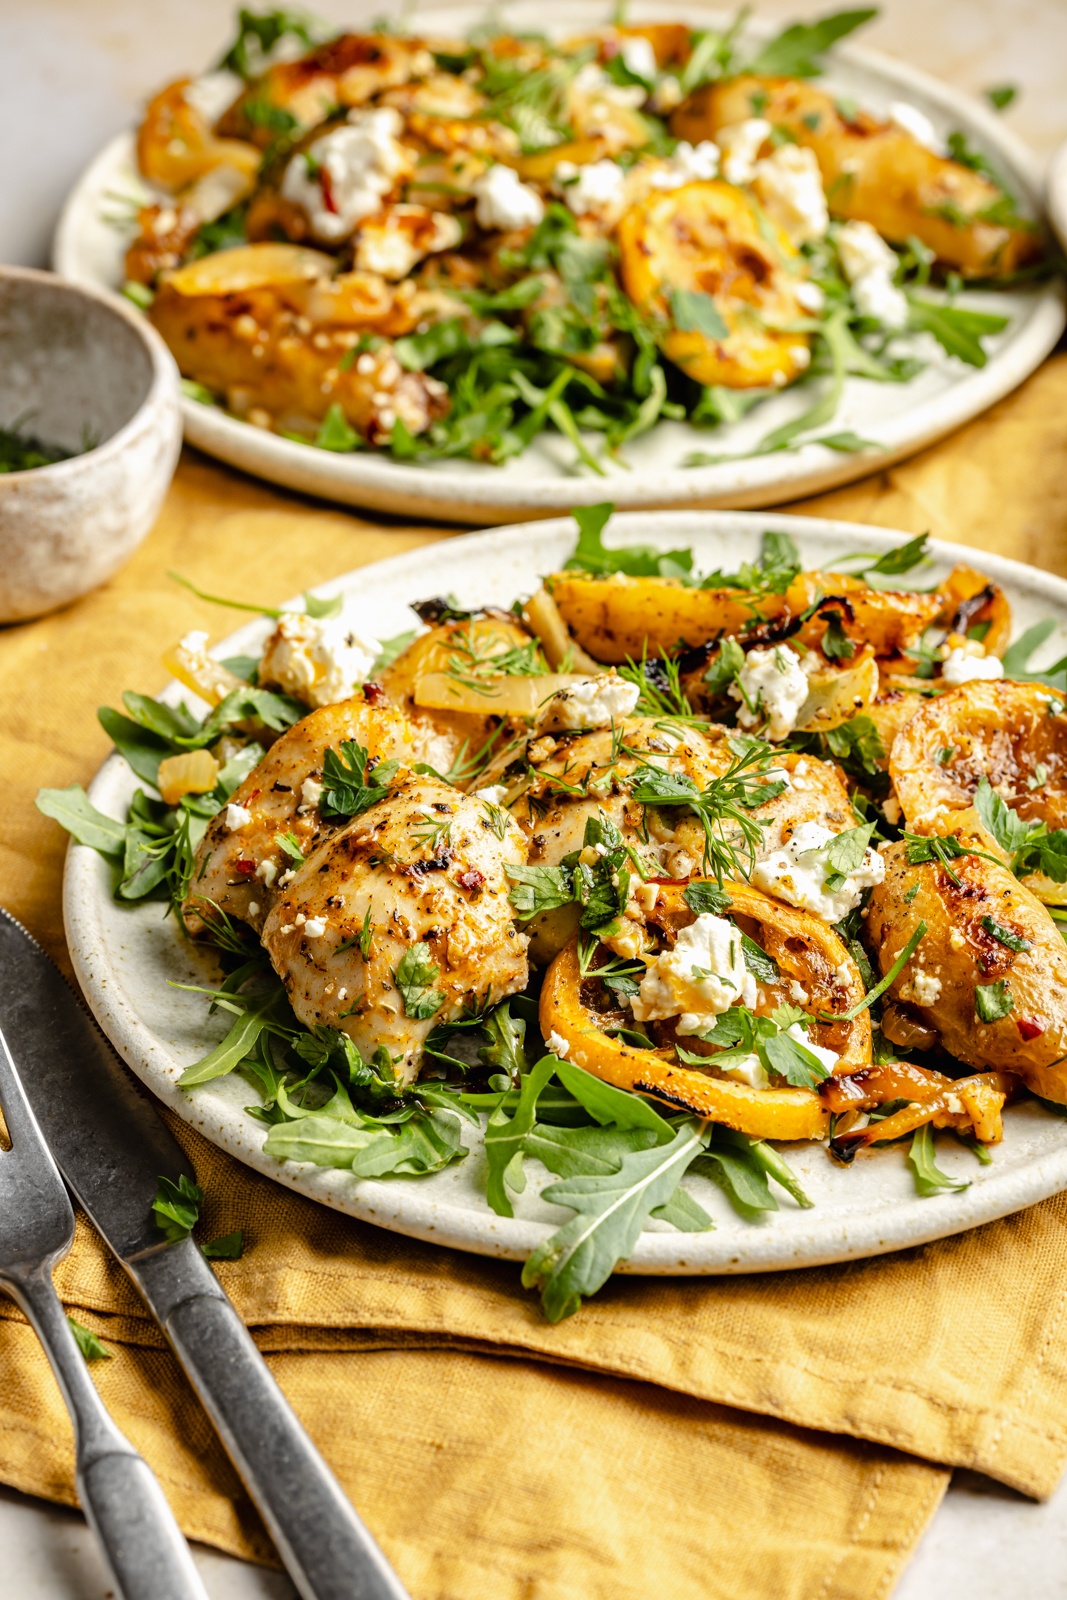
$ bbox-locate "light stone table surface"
[2,1,1067,1594]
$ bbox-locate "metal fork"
[0,1026,209,1600]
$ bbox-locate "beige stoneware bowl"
[0,267,182,623]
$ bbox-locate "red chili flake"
[457,868,485,892]
[320,167,339,215]
[234,859,257,877]
[363,680,385,703]
[1017,1017,1045,1041]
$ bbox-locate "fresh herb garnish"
[394,943,446,1021]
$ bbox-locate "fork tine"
[0,1024,52,1157]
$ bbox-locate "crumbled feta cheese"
[941,647,1004,685]
[304,917,327,938]
[649,139,721,188]
[278,868,295,887]
[949,929,966,952]
[555,158,628,220]
[787,980,810,1006]
[632,914,757,1036]
[225,802,252,831]
[546,675,640,730]
[786,1023,839,1074]
[888,100,943,154]
[751,821,886,922]
[295,913,306,926]
[909,969,943,1006]
[280,108,410,242]
[619,35,658,83]
[300,777,324,809]
[180,630,209,654]
[248,900,260,916]
[753,144,829,244]
[729,644,810,741]
[836,220,908,329]
[649,74,683,114]
[570,62,647,111]
[354,205,461,279]
[720,1052,770,1090]
[796,280,826,312]
[472,164,545,230]
[256,859,278,886]
[184,71,243,125]
[474,784,509,806]
[715,118,772,186]
[259,608,381,709]
[547,1030,570,1059]
[833,961,854,987]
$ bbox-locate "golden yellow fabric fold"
[3,355,1067,1592]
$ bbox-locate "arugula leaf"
[485,1056,557,1217]
[690,1146,776,1216]
[372,630,417,674]
[394,943,445,1020]
[552,1058,675,1137]
[528,1121,658,1179]
[985,84,1017,111]
[975,980,1014,1022]
[908,1123,970,1197]
[264,1107,465,1176]
[702,530,801,596]
[152,1173,203,1243]
[703,636,746,695]
[670,288,728,340]
[821,610,855,660]
[740,932,778,984]
[565,504,694,579]
[177,978,295,1087]
[506,863,576,919]
[747,8,877,77]
[67,1316,112,1362]
[313,405,358,453]
[906,298,1009,368]
[521,1119,710,1321]
[97,706,172,785]
[683,880,731,917]
[980,915,1031,953]
[35,785,126,856]
[823,923,927,1021]
[479,1001,530,1083]
[321,741,399,819]
[999,620,1067,690]
[201,1231,245,1260]
[218,7,320,78]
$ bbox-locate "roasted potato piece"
[935,565,1013,658]
[547,571,792,663]
[137,79,259,191]
[890,680,1067,838]
[539,878,869,1135]
[149,246,448,442]
[617,181,813,388]
[866,840,1067,1102]
[672,76,1042,276]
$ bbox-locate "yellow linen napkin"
[3,356,1067,1590]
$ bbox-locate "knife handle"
[162,1281,409,1600]
[8,1267,208,1600]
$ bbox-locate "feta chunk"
[720,1051,770,1090]
[354,205,462,279]
[941,647,1004,685]
[300,777,324,809]
[545,675,640,730]
[474,784,509,806]
[729,644,810,741]
[555,158,628,221]
[180,630,209,654]
[225,803,252,831]
[836,220,908,330]
[796,280,826,312]
[907,969,943,1006]
[619,35,658,83]
[787,1023,839,1074]
[256,859,278,886]
[472,164,545,231]
[184,71,243,125]
[631,914,757,1036]
[649,139,721,189]
[751,821,886,923]
[259,608,381,709]
[303,917,327,938]
[281,109,411,243]
[888,100,943,154]
[752,144,829,245]
[547,1030,571,1059]
[715,118,772,186]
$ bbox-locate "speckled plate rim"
[63,510,1067,1273]
[52,0,1066,524]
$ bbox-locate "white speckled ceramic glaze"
[61,512,1067,1273]
[1046,140,1067,258]
[52,0,1066,523]
[0,267,181,622]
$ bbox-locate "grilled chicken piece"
[183,699,422,937]
[261,774,529,1082]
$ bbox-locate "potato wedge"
[866,839,1067,1101]
[617,180,813,388]
[672,76,1042,276]
[547,571,792,663]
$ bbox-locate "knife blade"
[0,907,409,1600]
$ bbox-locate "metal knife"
[0,907,409,1600]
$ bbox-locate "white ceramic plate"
[63,510,1067,1274]
[52,0,1065,524]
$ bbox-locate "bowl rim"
[0,263,179,486]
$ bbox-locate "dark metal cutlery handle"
[140,1242,409,1600]
[8,1266,208,1600]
